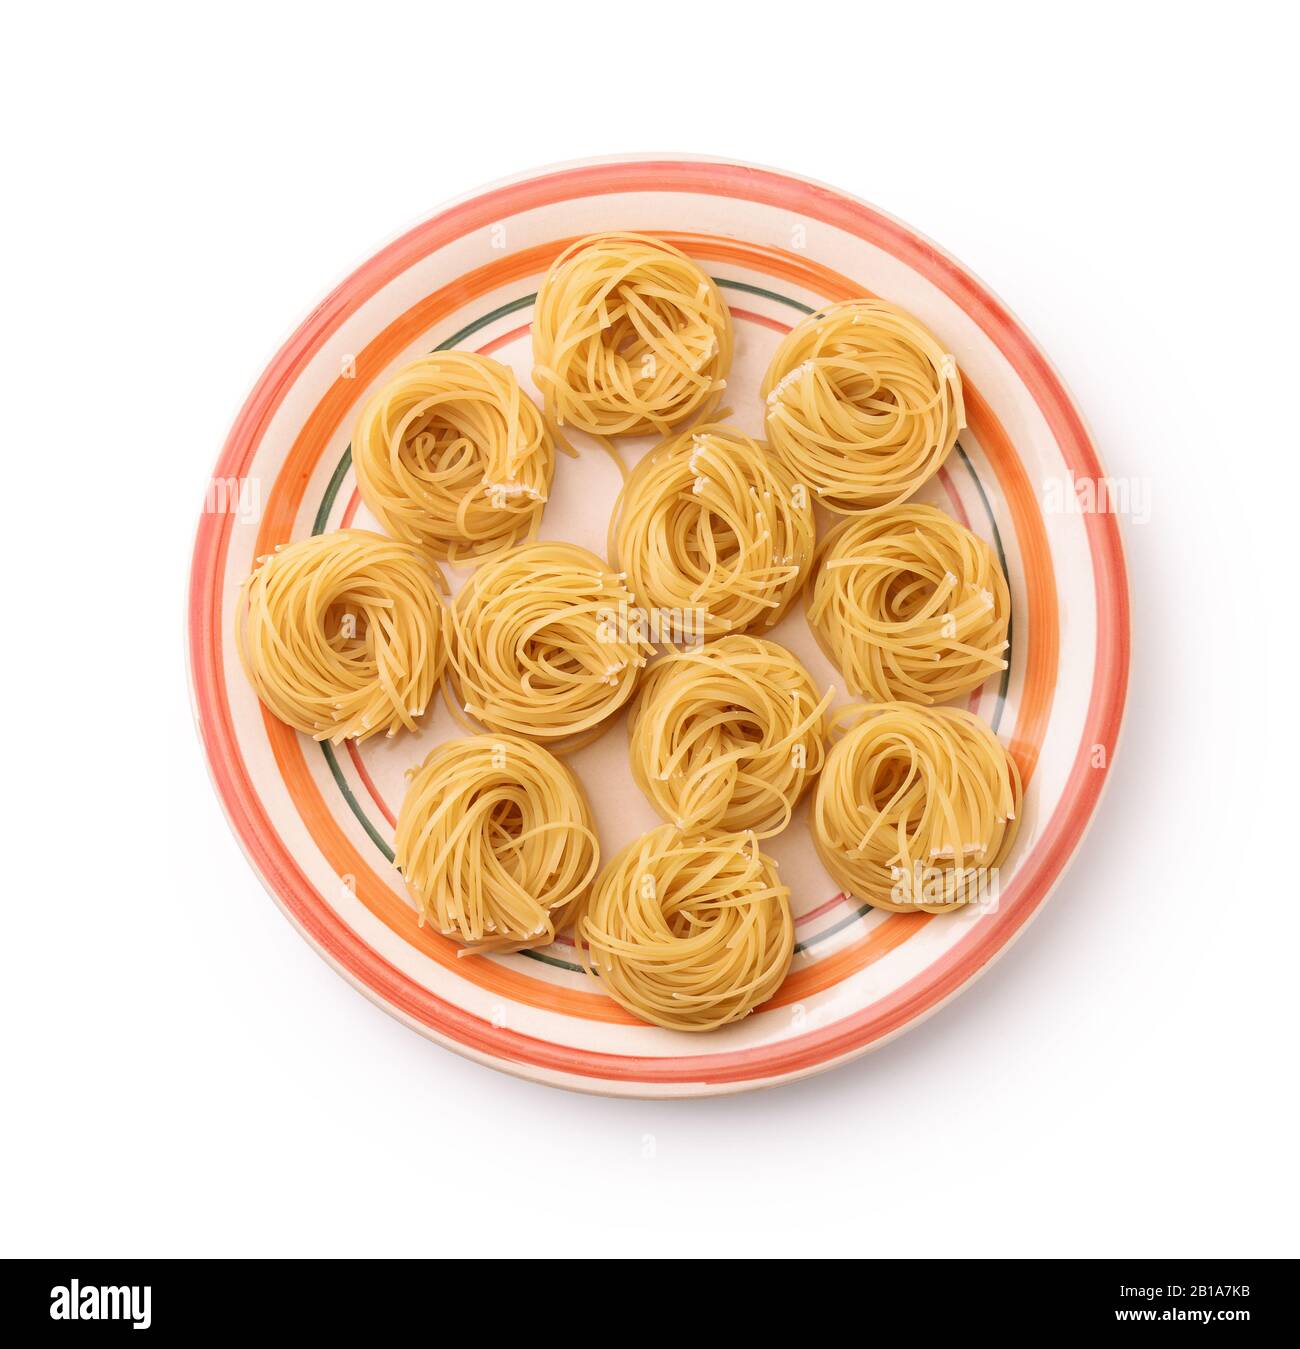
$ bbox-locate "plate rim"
[187,153,1131,1097]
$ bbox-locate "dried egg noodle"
[447,541,652,748]
[352,351,569,564]
[761,298,964,513]
[532,233,733,438]
[577,824,794,1031]
[808,503,1010,704]
[394,734,599,953]
[629,636,832,838]
[813,703,1022,915]
[608,423,816,641]
[236,529,448,744]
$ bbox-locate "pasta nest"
[629,636,832,838]
[532,233,733,437]
[761,298,964,512]
[807,503,1010,704]
[235,528,448,744]
[577,824,794,1031]
[447,541,652,748]
[608,423,816,641]
[394,734,599,952]
[352,351,566,563]
[812,703,1022,914]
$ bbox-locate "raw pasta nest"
[532,233,733,437]
[761,298,963,512]
[352,350,566,563]
[235,528,448,744]
[812,703,1022,914]
[807,502,1010,704]
[447,541,652,748]
[394,733,599,952]
[608,422,815,641]
[628,636,832,838]
[577,824,794,1031]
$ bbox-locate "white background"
[2,1,1295,1258]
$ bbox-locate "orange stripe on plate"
[962,382,1059,783]
[768,912,929,1008]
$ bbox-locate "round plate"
[188,156,1130,1097]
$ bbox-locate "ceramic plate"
[188,156,1130,1096]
